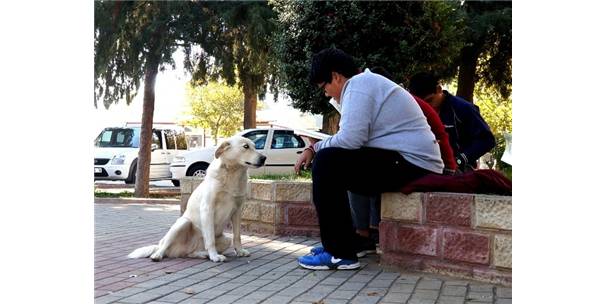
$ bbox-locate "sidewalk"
[95,203,512,304]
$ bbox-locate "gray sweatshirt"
[314,69,444,174]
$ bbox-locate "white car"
[169,128,310,185]
[94,124,189,186]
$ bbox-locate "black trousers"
[311,147,432,260]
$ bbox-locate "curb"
[94,197,180,205]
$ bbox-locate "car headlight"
[111,154,127,165]
[173,155,186,163]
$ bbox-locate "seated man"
[346,67,459,254]
[409,72,496,171]
[294,48,444,270]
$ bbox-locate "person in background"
[408,72,495,172]
[294,48,443,270]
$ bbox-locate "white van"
[94,123,188,186]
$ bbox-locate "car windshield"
[95,127,140,148]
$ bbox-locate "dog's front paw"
[235,248,250,257]
[150,252,163,262]
[209,253,226,262]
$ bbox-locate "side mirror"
[151,143,159,151]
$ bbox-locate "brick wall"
[180,178,511,285]
[380,192,512,285]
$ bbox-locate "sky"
[93,52,322,138]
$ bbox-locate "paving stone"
[436,295,464,304]
[261,295,293,304]
[406,298,436,304]
[368,279,396,288]
[94,295,123,304]
[120,292,164,304]
[231,298,263,304]
[468,284,494,293]
[350,294,382,304]
[466,291,493,302]
[381,292,411,302]
[339,282,368,291]
[416,279,443,290]
[206,294,244,304]
[328,289,359,300]
[441,285,467,296]
[496,287,512,298]
[411,290,440,299]
[94,203,513,304]
[321,299,349,304]
[154,291,192,303]
[389,283,415,293]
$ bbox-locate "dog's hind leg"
[215,234,232,254]
[150,217,191,262]
[187,251,209,259]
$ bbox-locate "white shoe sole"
[299,261,360,270]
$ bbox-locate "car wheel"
[171,180,180,187]
[125,161,137,184]
[186,163,209,178]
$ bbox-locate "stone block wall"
[179,178,319,237]
[380,192,512,286]
[180,178,511,285]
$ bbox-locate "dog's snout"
[259,155,267,164]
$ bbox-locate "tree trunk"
[456,45,481,104]
[242,76,257,129]
[134,61,159,197]
[321,111,340,135]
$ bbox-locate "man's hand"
[294,148,314,175]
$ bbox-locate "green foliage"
[250,170,312,181]
[184,81,246,143]
[94,191,175,199]
[269,0,466,115]
[474,83,512,172]
[460,1,512,99]
[94,1,207,109]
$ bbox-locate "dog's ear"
[214,140,231,158]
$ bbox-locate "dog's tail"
[127,245,158,259]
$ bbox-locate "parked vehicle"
[169,128,310,185]
[94,123,188,186]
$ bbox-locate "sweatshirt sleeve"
[314,89,374,151]
[459,104,496,163]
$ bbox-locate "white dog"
[128,136,266,262]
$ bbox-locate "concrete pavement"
[95,203,512,304]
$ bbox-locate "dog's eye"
[243,144,249,149]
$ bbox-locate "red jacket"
[413,95,457,172]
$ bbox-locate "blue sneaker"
[309,246,324,255]
[298,251,360,270]
[309,244,375,258]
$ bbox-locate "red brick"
[379,221,398,253]
[425,193,473,227]
[382,223,439,256]
[286,204,319,226]
[443,230,490,264]
[380,251,425,270]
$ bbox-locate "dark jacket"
[439,90,496,169]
